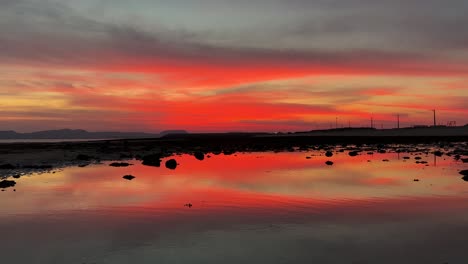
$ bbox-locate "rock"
[434,150,443,157]
[0,180,16,189]
[382,159,389,162]
[0,164,16,170]
[194,151,205,161]
[403,157,410,160]
[165,159,178,170]
[414,179,420,182]
[122,175,135,180]
[142,154,162,167]
[109,162,132,167]
[378,149,386,154]
[325,151,333,157]
[415,157,422,160]
[184,203,193,208]
[325,161,334,166]
[459,170,468,176]
[461,158,468,163]
[306,156,312,159]
[349,151,359,157]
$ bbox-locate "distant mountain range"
[0,129,188,139]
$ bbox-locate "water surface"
[1,148,467,264]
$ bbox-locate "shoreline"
[1,134,467,178]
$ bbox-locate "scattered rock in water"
[142,154,162,167]
[378,149,386,154]
[325,161,334,166]
[414,179,420,182]
[184,203,193,208]
[0,180,16,189]
[122,175,136,181]
[12,174,21,179]
[305,156,312,159]
[367,152,374,155]
[325,151,333,157]
[433,150,443,157]
[194,151,205,161]
[403,157,410,160]
[461,158,468,163]
[109,162,132,167]
[78,163,89,168]
[348,151,359,157]
[165,159,178,170]
[415,157,422,160]
[382,159,389,162]
[0,164,16,170]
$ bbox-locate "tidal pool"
[1,148,467,264]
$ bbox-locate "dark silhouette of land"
[0,129,187,140]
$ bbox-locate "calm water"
[1,149,467,264]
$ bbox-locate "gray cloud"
[1,0,467,76]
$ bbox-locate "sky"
[1,0,467,132]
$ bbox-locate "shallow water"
[1,148,467,264]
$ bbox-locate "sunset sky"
[1,0,467,132]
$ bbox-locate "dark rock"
[109,162,132,167]
[325,161,334,166]
[461,158,468,163]
[325,151,333,157]
[459,170,468,177]
[382,159,389,162]
[122,175,136,181]
[349,151,359,157]
[403,157,410,160]
[12,174,21,179]
[434,150,443,157]
[165,159,178,170]
[194,151,205,161]
[184,203,193,208]
[415,157,422,160]
[306,156,311,159]
[367,152,374,155]
[414,179,420,182]
[78,164,89,168]
[378,149,386,154]
[0,164,16,170]
[0,180,16,189]
[142,154,162,167]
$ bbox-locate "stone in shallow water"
[325,161,334,166]
[194,152,205,161]
[325,151,333,157]
[122,175,136,181]
[348,151,359,157]
[0,180,16,189]
[109,162,132,167]
[459,170,468,182]
[165,159,178,170]
[142,154,162,167]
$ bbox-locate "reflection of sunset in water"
[1,150,467,264]
[2,151,466,215]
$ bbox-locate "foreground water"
[1,149,467,264]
